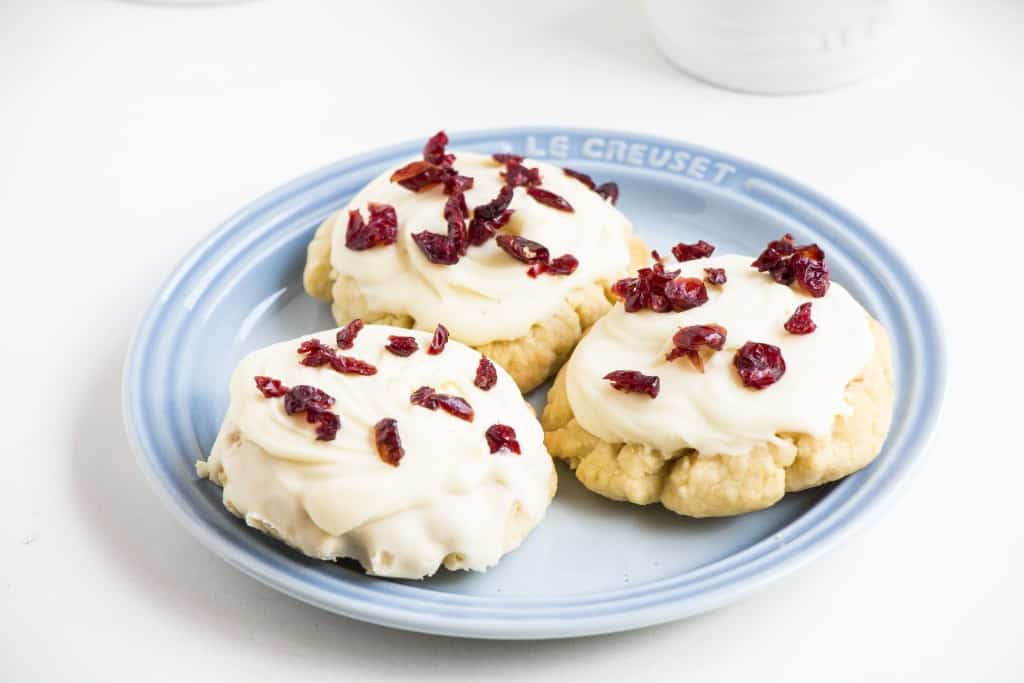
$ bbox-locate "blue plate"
[123,128,945,639]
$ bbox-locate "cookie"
[541,249,895,517]
[198,323,557,578]
[303,132,649,392]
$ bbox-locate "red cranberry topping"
[704,267,727,285]
[651,249,665,262]
[307,409,341,441]
[444,191,469,256]
[390,160,447,192]
[603,370,660,399]
[385,335,419,357]
[409,386,474,422]
[374,418,405,466]
[501,159,542,188]
[666,324,727,372]
[784,302,817,335]
[297,338,377,375]
[468,185,514,246]
[563,167,596,190]
[612,262,681,313]
[734,342,786,390]
[254,376,288,398]
[528,253,579,278]
[595,182,619,204]
[496,234,550,264]
[283,385,336,414]
[485,424,521,455]
[752,234,830,297]
[345,203,398,251]
[526,187,574,212]
[336,319,364,350]
[412,230,460,265]
[663,277,709,311]
[492,153,524,165]
[671,240,715,262]
[423,130,454,166]
[474,356,497,390]
[427,324,449,354]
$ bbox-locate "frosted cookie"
[198,323,556,579]
[303,131,649,393]
[541,237,894,517]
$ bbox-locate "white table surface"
[3,1,1021,680]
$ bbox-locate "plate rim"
[122,126,947,639]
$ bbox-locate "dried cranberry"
[427,324,449,354]
[298,338,377,375]
[784,302,817,334]
[603,370,660,399]
[410,384,474,421]
[485,424,521,455]
[492,153,524,164]
[444,192,469,256]
[336,318,364,349]
[752,234,796,272]
[751,234,831,297]
[443,173,474,196]
[563,167,596,189]
[791,250,830,297]
[545,254,579,276]
[704,268,727,285]
[612,262,682,313]
[254,376,288,398]
[390,160,448,192]
[595,182,619,204]
[385,335,419,357]
[501,160,542,188]
[374,418,405,466]
[410,385,436,407]
[345,203,398,251]
[651,250,665,262]
[474,356,497,390]
[526,187,574,212]
[671,240,715,262]
[307,409,340,441]
[468,185,514,246]
[734,342,786,390]
[412,230,460,265]
[284,385,336,414]
[664,277,709,311]
[496,234,550,264]
[422,130,454,166]
[666,324,727,372]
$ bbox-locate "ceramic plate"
[123,128,945,639]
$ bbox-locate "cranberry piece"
[390,160,446,192]
[666,324,727,372]
[603,370,660,399]
[412,230,460,265]
[664,277,709,311]
[671,240,715,262]
[307,409,340,441]
[485,424,521,455]
[336,319,364,350]
[704,268,727,285]
[563,167,596,190]
[791,250,830,297]
[612,263,681,313]
[284,385,336,414]
[422,130,454,166]
[595,182,619,204]
[501,160,542,188]
[385,335,419,357]
[492,153,524,164]
[345,203,398,251]
[527,254,579,277]
[374,418,405,466]
[526,187,574,212]
[410,385,436,407]
[751,234,796,272]
[784,302,817,334]
[427,324,449,354]
[734,342,786,389]
[651,249,664,262]
[254,376,288,398]
[297,338,377,375]
[468,185,514,246]
[496,234,550,264]
[444,192,469,256]
[409,384,474,420]
[474,356,497,390]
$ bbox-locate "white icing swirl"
[200,324,555,579]
[565,254,875,458]
[327,152,633,345]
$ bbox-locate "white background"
[2,1,1021,680]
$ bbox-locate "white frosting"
[565,254,875,458]
[327,152,633,345]
[200,324,555,579]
